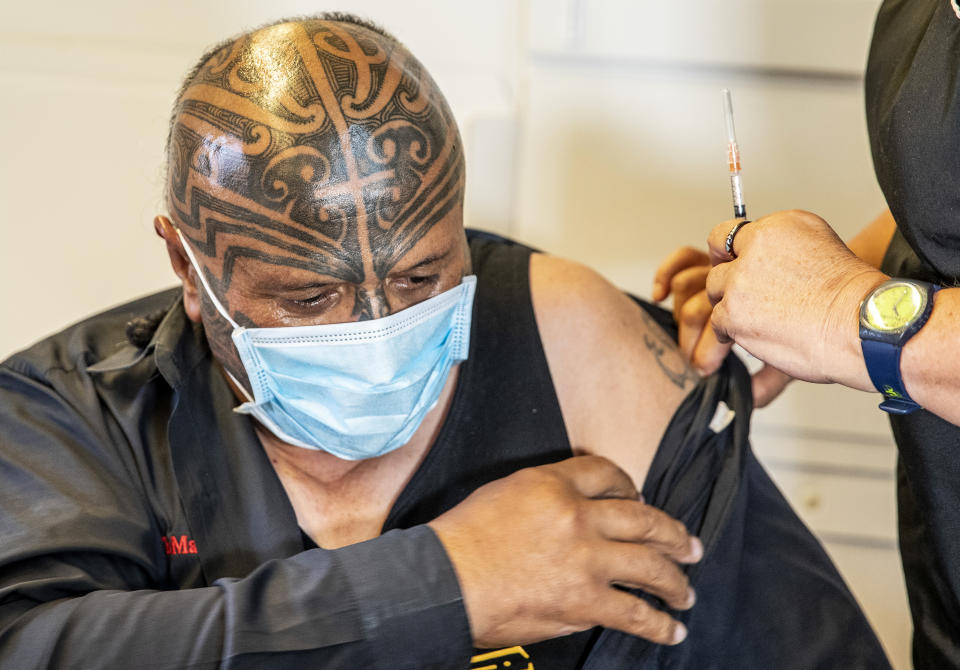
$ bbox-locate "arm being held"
[652,208,898,408]
[706,209,960,426]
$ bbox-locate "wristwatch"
[859,278,940,414]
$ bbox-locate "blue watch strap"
[860,338,920,413]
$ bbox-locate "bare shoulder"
[529,253,699,487]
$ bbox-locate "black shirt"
[0,294,471,668]
[867,1,960,666]
[0,233,889,668]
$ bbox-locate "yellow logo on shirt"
[470,646,532,670]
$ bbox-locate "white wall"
[0,1,911,667]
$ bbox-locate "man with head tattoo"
[0,13,889,669]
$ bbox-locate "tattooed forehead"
[167,19,464,288]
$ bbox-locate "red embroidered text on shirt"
[162,535,198,555]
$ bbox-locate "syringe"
[721,89,747,219]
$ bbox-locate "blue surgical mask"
[176,229,476,460]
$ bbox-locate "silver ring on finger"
[724,220,750,259]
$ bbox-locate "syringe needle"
[721,88,747,219]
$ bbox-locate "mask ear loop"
[174,227,240,330]
[174,227,255,404]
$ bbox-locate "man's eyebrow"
[395,247,453,272]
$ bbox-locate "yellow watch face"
[862,281,925,332]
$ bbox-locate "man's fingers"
[708,219,754,265]
[709,302,733,344]
[704,262,730,306]
[590,498,702,564]
[670,266,710,324]
[653,246,710,302]
[676,290,713,359]
[602,541,696,611]
[690,325,732,376]
[705,265,736,343]
[592,588,689,646]
[548,455,639,500]
[752,363,794,408]
[676,289,732,376]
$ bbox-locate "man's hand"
[705,210,886,391]
[652,245,793,407]
[428,456,702,649]
[652,246,727,374]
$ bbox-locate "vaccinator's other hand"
[653,245,731,376]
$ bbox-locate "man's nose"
[351,284,390,321]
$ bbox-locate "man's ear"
[154,216,203,323]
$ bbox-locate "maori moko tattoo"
[166,17,465,316]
